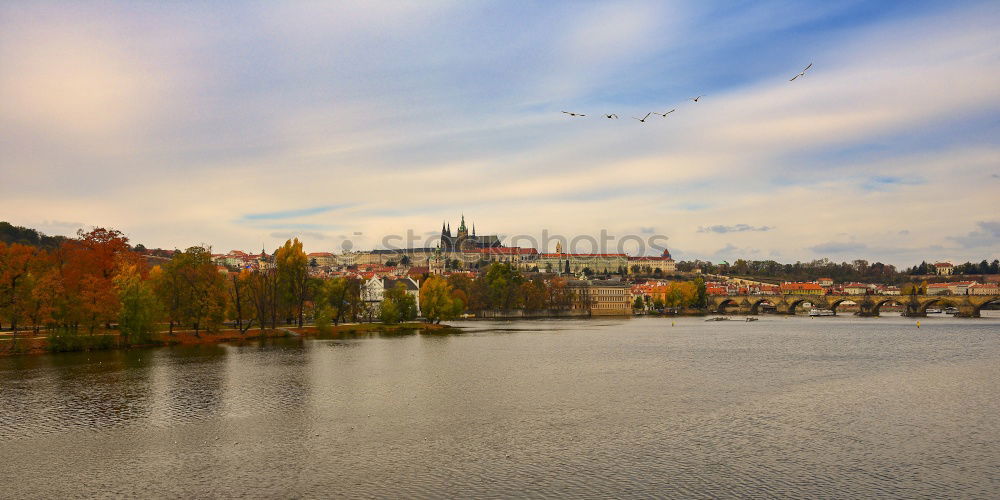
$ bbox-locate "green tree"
[158,246,227,336]
[381,282,417,324]
[694,277,707,308]
[113,262,160,345]
[484,263,524,310]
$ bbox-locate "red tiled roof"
[539,253,627,258]
[471,247,538,255]
[780,282,824,291]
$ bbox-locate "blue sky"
[1,1,998,265]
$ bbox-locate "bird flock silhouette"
[561,63,812,122]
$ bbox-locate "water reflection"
[0,316,998,498]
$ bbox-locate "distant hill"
[0,221,69,250]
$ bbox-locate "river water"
[1,314,998,498]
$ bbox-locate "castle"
[439,214,502,252]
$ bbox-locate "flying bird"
[561,111,586,117]
[690,96,703,102]
[789,63,813,81]
[653,109,676,117]
[604,114,619,119]
[633,112,652,123]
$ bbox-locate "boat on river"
[809,309,835,317]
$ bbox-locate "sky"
[1,1,998,266]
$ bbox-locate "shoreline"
[0,322,453,358]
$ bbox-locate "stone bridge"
[707,294,1000,318]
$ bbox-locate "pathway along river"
[2,314,998,498]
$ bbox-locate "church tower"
[457,214,468,238]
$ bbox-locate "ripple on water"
[0,316,998,497]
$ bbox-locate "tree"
[484,263,524,310]
[227,269,256,334]
[164,246,227,336]
[24,255,60,334]
[694,277,707,308]
[633,296,644,310]
[420,275,463,323]
[113,261,160,345]
[315,277,360,326]
[381,282,417,324]
[150,264,181,334]
[246,267,280,333]
[521,279,547,311]
[547,277,576,311]
[0,242,35,336]
[276,238,310,327]
[57,228,139,334]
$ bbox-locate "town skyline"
[3,2,998,265]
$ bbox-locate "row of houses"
[927,281,999,295]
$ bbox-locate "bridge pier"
[953,304,980,318]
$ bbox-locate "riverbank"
[0,322,452,357]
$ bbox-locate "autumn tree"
[547,277,576,311]
[276,238,310,327]
[0,242,35,336]
[24,254,60,334]
[521,278,548,311]
[420,275,464,323]
[247,267,280,333]
[53,228,138,334]
[227,269,256,334]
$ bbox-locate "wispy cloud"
[2,1,998,263]
[242,204,354,221]
[861,175,925,192]
[698,224,772,234]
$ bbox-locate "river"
[1,314,998,498]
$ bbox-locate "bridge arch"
[871,298,905,316]
[787,298,815,315]
[829,298,852,315]
[972,297,1000,317]
[749,298,776,315]
[918,297,959,314]
[716,298,738,314]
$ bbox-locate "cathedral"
[440,215,502,252]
